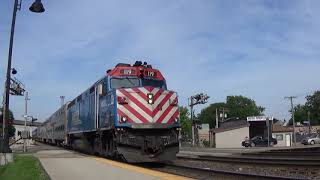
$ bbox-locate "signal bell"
[29,0,45,13]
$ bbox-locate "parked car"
[301,133,320,145]
[242,136,277,147]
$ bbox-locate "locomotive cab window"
[110,78,140,89]
[142,79,167,89]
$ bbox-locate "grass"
[0,154,48,180]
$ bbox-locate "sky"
[0,0,319,122]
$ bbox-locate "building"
[209,119,249,148]
[272,125,293,147]
[209,116,275,148]
[11,119,42,146]
[198,124,210,147]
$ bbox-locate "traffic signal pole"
[189,93,209,147]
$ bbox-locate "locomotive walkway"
[34,148,191,180]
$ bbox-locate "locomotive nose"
[116,87,179,125]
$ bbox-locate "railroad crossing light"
[219,113,227,118]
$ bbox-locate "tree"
[198,102,226,129]
[292,91,320,125]
[305,91,320,124]
[179,106,192,138]
[0,107,15,138]
[293,104,308,123]
[199,95,265,128]
[226,96,264,119]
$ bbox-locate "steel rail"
[177,154,320,166]
[160,163,307,180]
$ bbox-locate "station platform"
[34,150,191,180]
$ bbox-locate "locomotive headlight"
[147,93,154,104]
[120,116,127,123]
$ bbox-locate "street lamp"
[1,0,45,154]
[29,0,45,13]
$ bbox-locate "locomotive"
[33,61,180,162]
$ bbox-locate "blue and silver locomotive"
[34,61,181,162]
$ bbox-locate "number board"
[145,71,157,77]
[120,69,136,75]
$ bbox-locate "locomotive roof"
[107,62,165,80]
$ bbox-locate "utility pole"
[308,111,311,134]
[215,108,218,128]
[285,96,297,146]
[23,92,30,152]
[60,96,65,107]
[266,117,270,147]
[189,93,209,147]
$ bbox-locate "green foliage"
[199,95,264,128]
[179,106,192,138]
[293,104,308,123]
[0,107,15,137]
[0,154,48,180]
[293,91,320,125]
[226,95,265,119]
[198,102,226,129]
[305,91,320,124]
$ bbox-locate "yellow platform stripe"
[92,157,194,180]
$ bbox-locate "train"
[33,61,181,162]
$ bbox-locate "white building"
[210,124,249,148]
[11,120,42,146]
[272,125,293,147]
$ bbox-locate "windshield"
[142,79,166,89]
[110,78,140,89]
[110,77,167,89]
[309,134,318,138]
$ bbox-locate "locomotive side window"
[110,78,140,89]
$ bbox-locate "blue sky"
[0,0,319,121]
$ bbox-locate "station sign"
[247,116,273,122]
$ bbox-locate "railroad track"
[170,154,320,179]
[152,163,308,180]
[177,154,320,166]
[241,151,320,157]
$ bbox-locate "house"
[272,125,293,147]
[209,119,249,148]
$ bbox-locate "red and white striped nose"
[116,87,179,124]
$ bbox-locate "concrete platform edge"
[34,155,52,180]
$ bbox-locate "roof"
[107,65,164,80]
[272,124,293,133]
[210,124,249,133]
[12,120,42,127]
